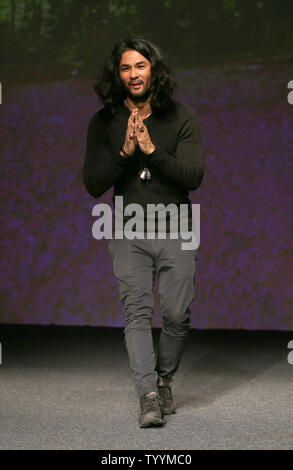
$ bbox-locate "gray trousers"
[108,234,198,399]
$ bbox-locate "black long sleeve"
[147,105,204,191]
[83,113,131,198]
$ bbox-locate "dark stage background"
[0,0,292,329]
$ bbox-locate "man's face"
[119,49,152,102]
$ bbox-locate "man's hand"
[134,111,156,155]
[121,109,138,157]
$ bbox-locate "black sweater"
[83,99,204,234]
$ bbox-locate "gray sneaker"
[138,391,165,428]
[157,376,176,414]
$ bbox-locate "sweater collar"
[121,99,153,122]
[121,100,130,117]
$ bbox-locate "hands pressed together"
[121,108,156,158]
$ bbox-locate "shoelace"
[141,393,162,411]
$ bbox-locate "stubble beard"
[125,82,152,104]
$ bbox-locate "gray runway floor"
[0,325,292,450]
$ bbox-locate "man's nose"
[130,68,138,79]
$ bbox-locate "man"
[83,37,204,428]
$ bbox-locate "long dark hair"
[94,37,178,117]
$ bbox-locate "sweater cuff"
[145,146,164,162]
[111,148,133,167]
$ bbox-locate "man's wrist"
[120,146,127,158]
[143,145,156,155]
[120,144,135,159]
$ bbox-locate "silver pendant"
[138,167,151,182]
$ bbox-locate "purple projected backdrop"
[1,63,292,329]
